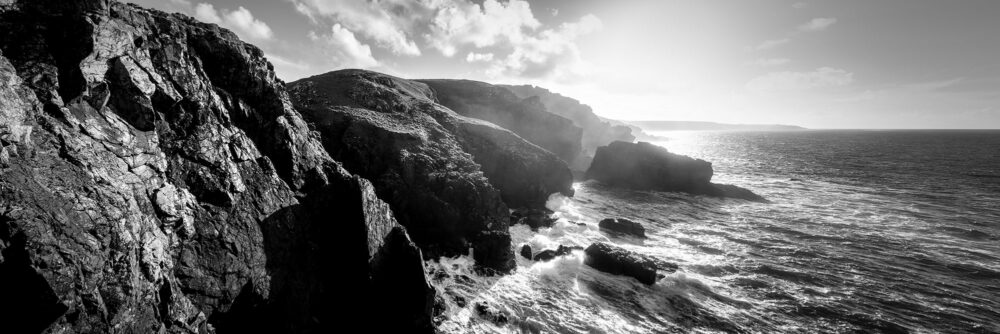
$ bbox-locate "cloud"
[746,67,854,92]
[798,17,837,32]
[487,14,602,80]
[290,0,423,56]
[466,52,494,62]
[191,4,273,41]
[425,0,541,57]
[792,2,808,9]
[755,38,790,51]
[752,58,791,67]
[309,24,379,69]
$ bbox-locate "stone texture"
[0,1,434,332]
[586,141,768,202]
[419,79,584,165]
[598,218,646,238]
[584,242,659,285]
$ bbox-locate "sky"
[124,0,1000,129]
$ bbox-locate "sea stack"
[586,141,768,202]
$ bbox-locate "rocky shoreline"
[0,1,768,332]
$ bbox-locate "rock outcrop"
[0,1,434,332]
[503,85,636,170]
[419,79,583,165]
[599,218,646,238]
[586,141,768,202]
[584,243,659,285]
[287,70,573,271]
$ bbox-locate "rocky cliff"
[418,79,584,165]
[586,141,768,202]
[503,85,636,170]
[287,70,574,272]
[0,1,434,332]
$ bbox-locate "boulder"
[0,2,435,332]
[509,208,558,230]
[474,302,509,325]
[598,218,646,238]
[586,141,768,202]
[419,79,583,164]
[533,250,557,262]
[584,243,659,285]
[520,244,532,260]
[555,245,584,257]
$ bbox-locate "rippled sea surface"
[431,130,1000,333]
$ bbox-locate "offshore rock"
[509,208,558,230]
[419,79,584,165]
[584,242,659,285]
[586,141,768,202]
[0,1,434,332]
[598,218,646,238]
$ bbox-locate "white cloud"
[799,17,837,32]
[746,67,854,92]
[309,24,379,69]
[752,58,791,67]
[425,0,541,57]
[792,2,808,9]
[290,0,423,56]
[190,4,273,41]
[194,3,221,24]
[487,14,602,80]
[755,38,790,51]
[466,52,494,62]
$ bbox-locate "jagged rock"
[598,218,646,238]
[419,79,583,164]
[0,1,434,333]
[288,70,575,270]
[584,242,659,285]
[555,245,584,257]
[503,85,635,171]
[533,249,557,262]
[509,208,558,230]
[474,302,509,325]
[520,244,532,260]
[586,141,768,202]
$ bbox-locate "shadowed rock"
[419,79,583,164]
[509,208,558,230]
[584,242,658,285]
[586,141,768,202]
[0,1,434,332]
[520,244,532,260]
[599,218,647,238]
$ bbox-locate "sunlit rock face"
[586,141,768,202]
[502,85,636,171]
[287,70,575,272]
[418,79,584,165]
[0,1,434,332]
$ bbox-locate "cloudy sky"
[125,0,1000,129]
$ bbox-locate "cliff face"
[0,1,434,332]
[287,70,574,272]
[418,79,584,165]
[503,85,636,170]
[586,141,767,202]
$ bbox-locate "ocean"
[431,130,1000,333]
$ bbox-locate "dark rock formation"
[0,1,433,332]
[599,218,647,238]
[503,85,635,170]
[586,141,768,202]
[584,243,659,285]
[533,250,557,262]
[555,245,584,257]
[287,70,573,271]
[509,208,558,230]
[474,302,509,325]
[419,79,583,165]
[520,244,532,260]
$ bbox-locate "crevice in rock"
[0,216,69,333]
